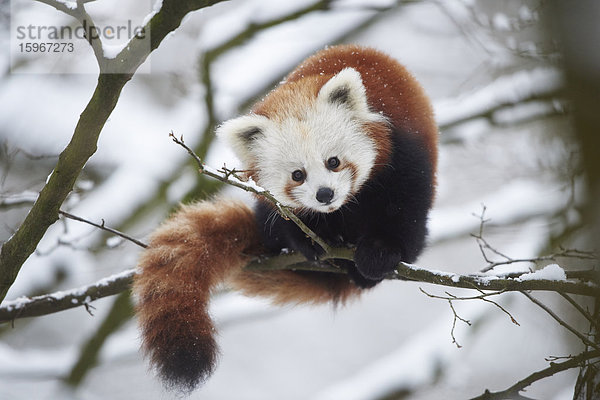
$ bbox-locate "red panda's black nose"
[316,187,334,204]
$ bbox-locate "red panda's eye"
[327,157,340,170]
[292,170,305,182]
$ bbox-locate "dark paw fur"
[291,238,326,262]
[354,238,402,280]
[330,259,382,289]
[346,266,382,288]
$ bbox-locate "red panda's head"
[217,68,389,214]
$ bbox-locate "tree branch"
[58,210,148,249]
[4,130,599,322]
[0,269,135,324]
[521,291,600,351]
[0,0,231,303]
[558,291,600,332]
[2,248,599,324]
[470,350,600,400]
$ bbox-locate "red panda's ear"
[216,114,270,166]
[317,68,370,116]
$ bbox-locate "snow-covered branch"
[2,130,598,323]
[3,249,598,325]
[0,269,135,324]
[173,134,599,298]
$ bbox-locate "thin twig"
[470,350,600,400]
[420,287,518,346]
[521,291,600,351]
[476,290,520,326]
[472,204,596,274]
[58,210,148,249]
[448,299,471,348]
[558,292,600,332]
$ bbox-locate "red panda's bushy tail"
[133,199,259,391]
[134,199,360,391]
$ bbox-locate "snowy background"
[0,0,592,399]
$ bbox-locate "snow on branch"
[0,269,135,324]
[2,132,599,323]
[2,251,597,325]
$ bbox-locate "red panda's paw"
[347,267,382,288]
[291,236,326,262]
[333,258,382,289]
[354,238,403,280]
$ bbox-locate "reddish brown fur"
[363,120,393,173]
[134,199,260,389]
[134,198,360,389]
[230,260,360,306]
[344,161,360,191]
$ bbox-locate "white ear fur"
[317,68,370,116]
[216,114,271,166]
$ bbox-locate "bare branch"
[420,287,520,347]
[472,205,596,273]
[420,288,472,348]
[521,291,600,351]
[58,210,148,249]
[421,288,519,328]
[558,292,600,332]
[470,350,600,400]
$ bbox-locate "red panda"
[133,45,438,392]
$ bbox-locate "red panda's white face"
[218,68,386,213]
